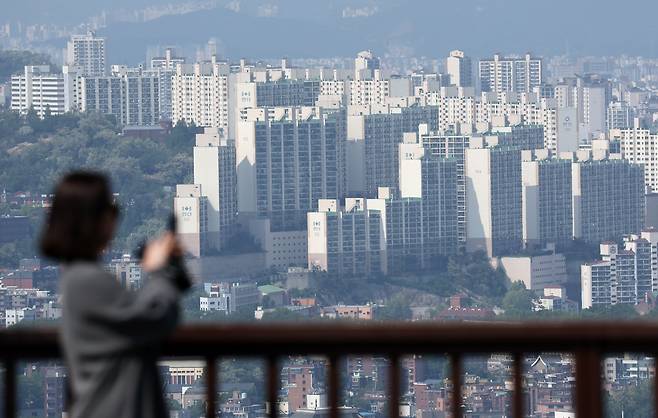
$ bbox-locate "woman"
[40,172,190,418]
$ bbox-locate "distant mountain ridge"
[7,0,658,61]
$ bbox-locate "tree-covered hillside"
[0,109,197,260]
[0,50,52,81]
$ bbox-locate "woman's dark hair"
[40,172,118,262]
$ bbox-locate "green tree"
[0,240,34,269]
[605,381,653,418]
[502,282,535,317]
[378,294,413,320]
[0,109,196,266]
[262,308,304,321]
[582,304,639,320]
[0,50,52,81]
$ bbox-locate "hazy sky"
[5,0,658,61]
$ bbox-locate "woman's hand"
[141,233,182,272]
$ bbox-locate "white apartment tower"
[478,53,543,93]
[10,66,69,117]
[193,128,237,251]
[465,145,523,257]
[348,73,391,106]
[421,123,544,247]
[308,197,387,276]
[420,126,470,245]
[66,31,106,77]
[607,101,634,130]
[616,125,658,193]
[446,50,473,88]
[236,107,345,231]
[172,61,230,129]
[151,48,185,70]
[354,50,381,80]
[582,231,658,309]
[149,48,186,121]
[398,135,459,266]
[348,104,439,197]
[174,184,208,258]
[77,67,161,126]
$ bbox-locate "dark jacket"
[60,260,190,418]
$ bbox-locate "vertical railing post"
[206,356,217,418]
[655,353,658,418]
[575,348,602,418]
[388,354,400,418]
[450,353,462,418]
[4,358,15,418]
[513,353,524,418]
[267,356,279,418]
[328,355,340,418]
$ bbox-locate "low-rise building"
[534,286,578,312]
[105,254,142,290]
[200,282,260,314]
[258,284,287,307]
[5,307,36,327]
[320,304,377,320]
[250,219,307,271]
[493,246,568,291]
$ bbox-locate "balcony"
[1,321,658,417]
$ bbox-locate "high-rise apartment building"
[420,88,577,153]
[398,136,458,269]
[582,231,658,308]
[235,79,322,127]
[174,184,208,258]
[556,76,610,138]
[482,124,545,150]
[348,104,439,197]
[348,73,391,106]
[307,198,387,276]
[354,50,381,80]
[171,60,230,129]
[10,66,70,117]
[151,47,185,70]
[236,107,345,231]
[66,31,106,77]
[420,123,543,246]
[193,128,237,251]
[465,145,523,257]
[148,48,186,121]
[319,74,411,108]
[478,53,543,93]
[571,151,644,244]
[423,87,476,132]
[522,151,573,249]
[77,67,160,126]
[616,125,658,193]
[607,101,635,130]
[419,126,469,245]
[308,177,456,277]
[446,50,473,88]
[580,84,608,136]
[10,66,61,116]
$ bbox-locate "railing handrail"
[3,321,658,418]
[2,320,658,356]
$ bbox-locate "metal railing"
[2,321,658,417]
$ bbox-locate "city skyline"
[3,7,658,417]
